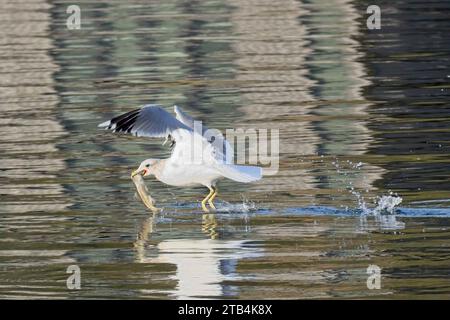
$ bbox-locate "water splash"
[349,187,369,214]
[354,192,403,216]
[329,157,403,216]
[372,195,403,215]
[356,194,404,231]
[358,194,405,231]
[215,198,258,213]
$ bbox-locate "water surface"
[0,0,449,299]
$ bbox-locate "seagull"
[98,104,262,212]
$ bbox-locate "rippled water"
[0,0,449,299]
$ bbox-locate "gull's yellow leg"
[208,186,218,210]
[201,187,214,212]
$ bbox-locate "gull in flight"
[98,105,262,212]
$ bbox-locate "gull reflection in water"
[134,213,262,299]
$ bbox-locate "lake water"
[0,0,449,299]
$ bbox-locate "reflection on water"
[134,214,262,299]
[358,214,405,232]
[0,0,449,299]
[230,0,385,199]
[202,213,219,239]
[0,0,71,214]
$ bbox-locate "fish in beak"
[131,172,160,212]
[131,168,148,178]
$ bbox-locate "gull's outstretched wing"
[98,104,192,140]
[174,105,196,130]
[99,104,234,165]
[173,105,234,164]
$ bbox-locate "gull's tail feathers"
[215,164,262,183]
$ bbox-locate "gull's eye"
[145,164,150,168]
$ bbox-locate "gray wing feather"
[174,105,196,129]
[173,105,234,163]
[98,104,191,138]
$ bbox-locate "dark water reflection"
[0,0,449,299]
